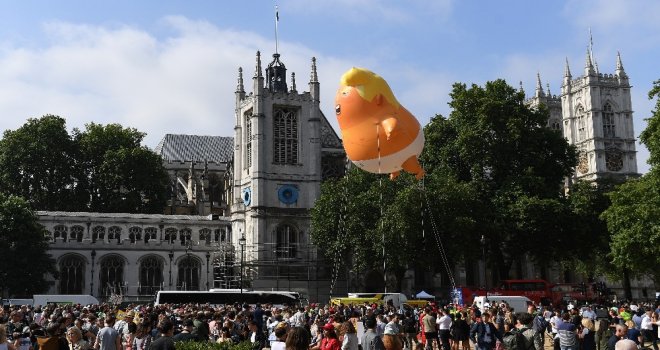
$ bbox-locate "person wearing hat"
[317,324,340,350]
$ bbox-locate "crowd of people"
[0,299,658,350]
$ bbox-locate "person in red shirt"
[319,324,341,350]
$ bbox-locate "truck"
[473,296,532,313]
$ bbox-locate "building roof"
[155,134,234,163]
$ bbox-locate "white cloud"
[284,0,453,23]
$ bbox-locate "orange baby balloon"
[335,67,425,179]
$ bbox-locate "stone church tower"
[231,51,324,289]
[529,50,638,182]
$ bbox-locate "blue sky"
[0,0,658,173]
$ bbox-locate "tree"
[0,194,56,297]
[0,115,82,211]
[0,116,168,213]
[421,80,577,280]
[75,123,168,213]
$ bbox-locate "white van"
[473,296,532,313]
[1,299,33,306]
[32,295,100,306]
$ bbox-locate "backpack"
[502,331,525,350]
[532,315,548,334]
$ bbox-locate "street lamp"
[168,249,174,288]
[239,233,246,297]
[205,251,211,290]
[90,249,96,296]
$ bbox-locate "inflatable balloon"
[335,67,425,179]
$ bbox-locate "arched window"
[70,226,84,242]
[214,228,230,243]
[164,228,177,244]
[129,227,142,244]
[273,107,298,165]
[92,226,105,243]
[199,229,211,245]
[59,255,85,294]
[245,110,252,169]
[108,226,121,244]
[99,255,124,296]
[603,103,616,138]
[177,256,200,291]
[577,107,586,141]
[144,227,158,243]
[275,224,297,259]
[139,256,163,295]
[179,228,192,246]
[54,225,67,242]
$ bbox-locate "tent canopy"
[415,290,434,299]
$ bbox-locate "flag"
[276,6,279,22]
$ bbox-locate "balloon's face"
[335,85,392,130]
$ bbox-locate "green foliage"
[0,116,168,213]
[640,80,660,167]
[0,115,82,211]
[174,341,253,350]
[601,172,660,286]
[0,193,56,297]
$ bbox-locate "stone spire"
[290,72,297,93]
[236,67,244,93]
[535,72,545,98]
[564,57,572,78]
[310,57,318,83]
[519,81,524,94]
[585,47,595,76]
[615,51,627,77]
[309,57,319,102]
[254,51,263,78]
[546,83,551,97]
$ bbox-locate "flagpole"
[275,5,279,54]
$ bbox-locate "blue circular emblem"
[278,185,299,204]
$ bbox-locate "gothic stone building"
[39,52,346,302]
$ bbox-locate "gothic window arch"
[59,255,85,294]
[92,226,105,243]
[199,228,211,245]
[245,110,253,169]
[54,225,67,242]
[139,255,163,295]
[275,224,298,259]
[108,226,121,243]
[70,226,84,242]
[576,106,586,141]
[179,228,192,246]
[214,228,230,243]
[99,255,125,296]
[164,228,177,244]
[129,227,142,244]
[177,256,201,291]
[603,103,616,138]
[144,227,158,243]
[273,107,299,165]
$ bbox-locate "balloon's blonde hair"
[339,67,400,108]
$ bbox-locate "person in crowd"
[148,320,174,350]
[437,309,452,350]
[382,327,402,350]
[247,320,266,350]
[640,308,659,350]
[579,318,596,350]
[361,318,385,350]
[614,339,637,350]
[470,312,501,350]
[216,327,233,344]
[270,326,288,350]
[172,319,196,342]
[95,316,121,350]
[317,324,340,350]
[451,312,470,350]
[132,323,151,350]
[285,327,310,350]
[339,321,358,350]
[0,325,17,350]
[606,324,627,350]
[66,326,90,350]
[422,309,437,350]
[557,313,578,350]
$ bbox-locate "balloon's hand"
[381,117,398,140]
